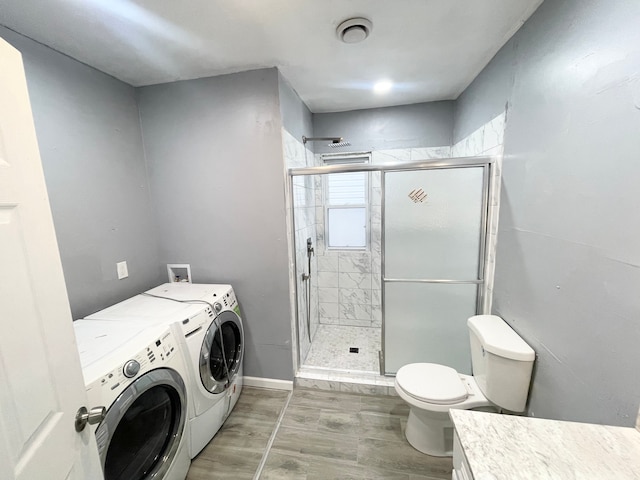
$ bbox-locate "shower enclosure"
[289,155,493,384]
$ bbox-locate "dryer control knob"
[213,302,223,313]
[123,360,140,378]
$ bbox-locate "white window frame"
[322,152,371,251]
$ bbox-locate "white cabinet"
[452,431,474,480]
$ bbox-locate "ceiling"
[0,0,542,113]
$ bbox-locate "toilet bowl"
[394,315,535,457]
[394,363,495,456]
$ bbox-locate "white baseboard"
[243,376,293,391]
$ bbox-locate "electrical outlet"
[116,261,128,279]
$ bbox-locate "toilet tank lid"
[468,315,535,361]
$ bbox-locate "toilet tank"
[468,315,535,412]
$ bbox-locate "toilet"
[394,314,535,457]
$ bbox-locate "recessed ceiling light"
[373,80,393,94]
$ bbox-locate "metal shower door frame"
[287,155,494,374]
[380,160,492,376]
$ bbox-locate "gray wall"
[278,72,313,141]
[313,101,454,153]
[0,27,162,319]
[137,68,293,380]
[454,0,640,426]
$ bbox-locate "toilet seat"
[396,363,468,405]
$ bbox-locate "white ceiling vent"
[336,18,373,44]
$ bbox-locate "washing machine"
[73,320,191,480]
[145,284,244,431]
[85,283,244,458]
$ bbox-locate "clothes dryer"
[73,320,190,480]
[145,284,244,426]
[85,283,244,458]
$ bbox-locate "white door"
[0,39,103,479]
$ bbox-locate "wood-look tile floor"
[187,387,452,480]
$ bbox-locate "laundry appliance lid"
[84,293,198,320]
[73,320,153,368]
[146,282,231,301]
[397,363,468,405]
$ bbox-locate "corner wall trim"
[243,376,294,391]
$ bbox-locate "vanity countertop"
[450,409,640,479]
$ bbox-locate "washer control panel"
[123,359,140,378]
[90,330,177,394]
[179,307,213,336]
[220,287,237,311]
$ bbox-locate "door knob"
[75,406,106,432]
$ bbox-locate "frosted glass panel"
[384,167,484,279]
[384,282,478,374]
[327,207,366,248]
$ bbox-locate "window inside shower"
[323,154,370,250]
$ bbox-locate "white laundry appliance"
[85,283,244,458]
[145,283,244,417]
[73,320,191,480]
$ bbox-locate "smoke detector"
[336,18,373,44]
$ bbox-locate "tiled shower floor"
[303,325,381,372]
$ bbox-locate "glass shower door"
[383,166,487,375]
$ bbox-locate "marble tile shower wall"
[313,146,452,329]
[314,178,382,328]
[283,117,505,367]
[282,129,318,363]
[452,112,506,313]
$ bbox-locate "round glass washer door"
[199,310,244,394]
[95,368,187,480]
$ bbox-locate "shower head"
[302,136,350,148]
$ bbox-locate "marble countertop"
[450,409,640,479]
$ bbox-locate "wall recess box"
[167,264,191,283]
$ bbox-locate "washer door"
[95,368,187,480]
[199,310,244,394]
